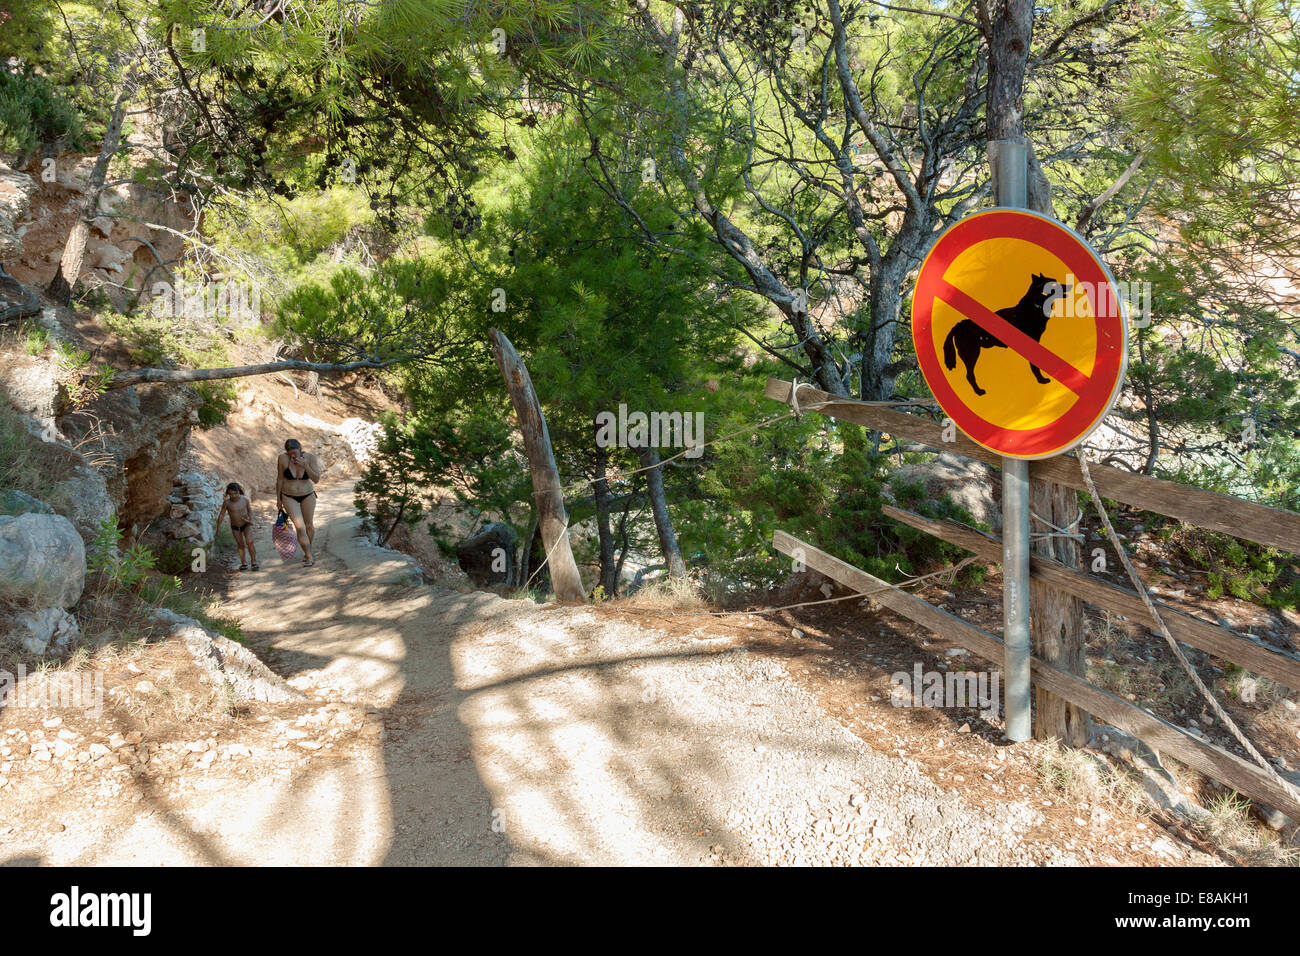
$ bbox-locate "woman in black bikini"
[276,438,323,568]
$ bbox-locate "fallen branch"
[98,356,406,389]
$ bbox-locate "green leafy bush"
[87,518,156,592]
[21,321,48,355]
[1161,524,1300,611]
[153,541,195,576]
[355,407,523,546]
[194,381,237,430]
[680,410,984,594]
[0,66,84,160]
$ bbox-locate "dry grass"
[1036,742,1152,817]
[74,576,168,649]
[1088,659,1136,697]
[0,399,77,514]
[1199,791,1300,867]
[1038,742,1300,867]
[619,574,707,611]
[1086,608,1131,652]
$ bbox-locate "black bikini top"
[283,460,313,482]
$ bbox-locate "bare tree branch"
[99,356,409,390]
[1076,153,1145,233]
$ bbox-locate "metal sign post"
[988,139,1032,743]
[911,146,1128,744]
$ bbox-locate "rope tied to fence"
[1076,449,1300,808]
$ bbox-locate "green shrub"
[0,66,84,160]
[194,380,237,429]
[140,574,181,604]
[154,541,195,576]
[681,414,984,595]
[1161,524,1300,611]
[87,518,156,591]
[21,321,48,355]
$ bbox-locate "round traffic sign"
[911,209,1128,459]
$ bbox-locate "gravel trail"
[3,481,1081,865]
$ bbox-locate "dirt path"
[199,483,1102,865]
[2,482,1210,865]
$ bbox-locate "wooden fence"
[765,378,1300,823]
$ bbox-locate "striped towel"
[272,510,297,561]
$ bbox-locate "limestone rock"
[59,383,201,536]
[339,417,382,465]
[170,463,222,546]
[51,459,116,547]
[1090,724,1210,823]
[86,239,131,276]
[0,266,39,323]
[0,490,54,517]
[0,513,86,608]
[152,608,304,703]
[0,355,64,429]
[0,163,36,263]
[10,607,81,656]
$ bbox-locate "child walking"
[216,482,259,571]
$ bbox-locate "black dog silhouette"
[942,274,1067,396]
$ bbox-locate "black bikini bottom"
[285,491,315,504]
[231,522,251,533]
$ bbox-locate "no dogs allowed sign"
[911,209,1128,459]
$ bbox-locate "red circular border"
[912,210,1125,457]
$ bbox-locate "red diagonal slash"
[936,278,1090,396]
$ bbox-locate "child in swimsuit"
[216,482,259,571]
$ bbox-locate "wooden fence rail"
[881,505,1300,691]
[766,378,1300,555]
[773,530,1300,823]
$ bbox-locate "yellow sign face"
[912,209,1128,459]
[930,238,1098,432]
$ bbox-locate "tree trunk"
[489,329,586,602]
[861,256,912,401]
[983,0,1033,144]
[612,480,639,595]
[527,522,548,593]
[516,509,539,588]
[636,445,687,579]
[592,440,617,596]
[47,76,134,305]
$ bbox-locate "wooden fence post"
[489,329,587,603]
[1028,475,1091,745]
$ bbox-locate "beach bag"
[272,509,298,561]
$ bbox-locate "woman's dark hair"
[284,438,302,451]
[226,482,243,494]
